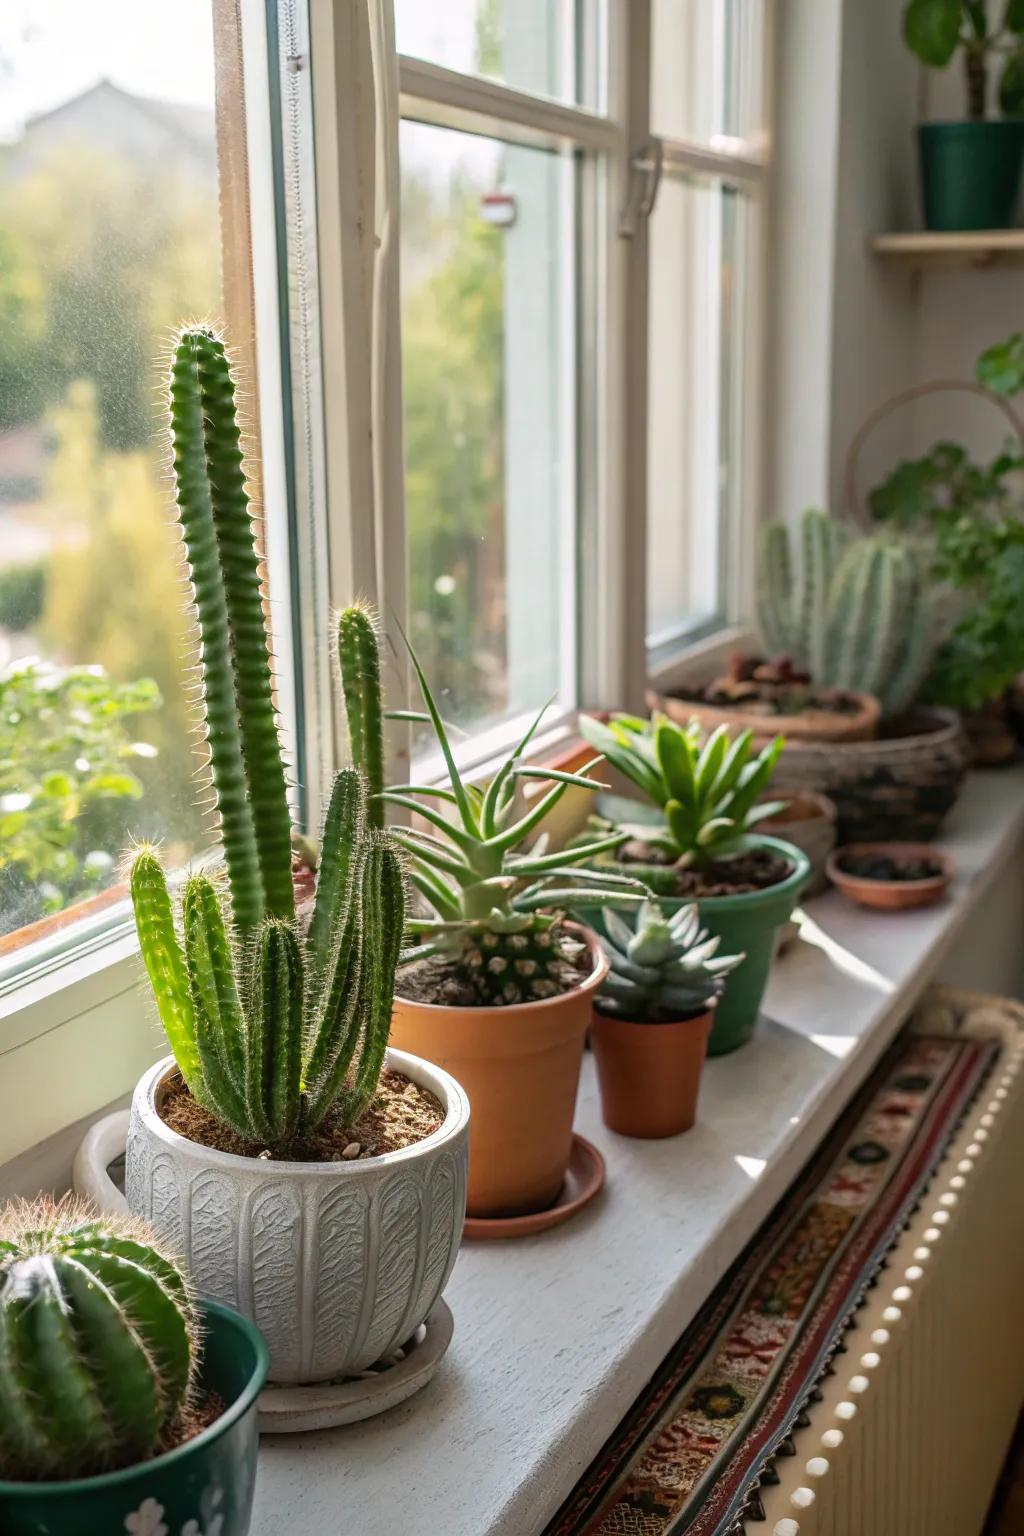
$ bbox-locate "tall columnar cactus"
[0,1201,198,1480]
[756,508,940,717]
[130,327,404,1147]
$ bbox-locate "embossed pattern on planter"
[125,1050,470,1384]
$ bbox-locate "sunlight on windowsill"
[734,1155,767,1181]
[793,911,896,997]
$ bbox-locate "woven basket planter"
[771,708,968,844]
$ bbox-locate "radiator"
[760,987,1024,1536]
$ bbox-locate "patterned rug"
[546,1032,998,1536]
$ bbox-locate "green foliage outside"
[867,333,1024,711]
[0,561,45,632]
[0,661,161,935]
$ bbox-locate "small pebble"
[342,1142,361,1160]
[258,1149,272,1160]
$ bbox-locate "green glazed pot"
[0,1300,269,1536]
[659,835,810,1057]
[918,120,1024,231]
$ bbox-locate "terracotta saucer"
[826,842,954,911]
[462,1134,606,1240]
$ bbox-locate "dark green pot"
[918,120,1024,231]
[659,835,810,1056]
[0,1301,269,1536]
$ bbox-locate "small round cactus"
[0,1200,198,1481]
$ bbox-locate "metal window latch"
[619,137,663,238]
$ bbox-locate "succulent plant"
[374,635,647,1007]
[590,903,743,1023]
[130,327,404,1149]
[0,1200,198,1481]
[578,713,784,868]
[756,508,940,718]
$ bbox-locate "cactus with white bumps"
[0,1201,198,1481]
[129,328,404,1147]
[756,508,939,717]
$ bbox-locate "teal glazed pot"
[0,1300,269,1536]
[662,835,810,1057]
[918,120,1024,230]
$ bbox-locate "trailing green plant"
[578,713,784,868]
[903,0,1024,119]
[867,333,1024,710]
[0,560,46,633]
[757,508,941,717]
[0,1199,198,1481]
[130,326,404,1149]
[376,636,646,1007]
[589,902,743,1023]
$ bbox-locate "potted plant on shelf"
[703,508,968,844]
[755,788,837,897]
[0,1200,268,1536]
[121,326,469,1388]
[383,638,647,1220]
[826,842,954,911]
[584,903,743,1139]
[577,714,810,1055]
[903,0,1024,230]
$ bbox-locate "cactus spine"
[0,1201,198,1481]
[756,508,938,717]
[130,327,404,1150]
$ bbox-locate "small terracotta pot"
[390,925,607,1219]
[826,842,954,911]
[756,789,837,897]
[590,1006,713,1139]
[649,686,880,745]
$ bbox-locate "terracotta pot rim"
[827,841,954,891]
[394,920,608,1017]
[760,789,837,826]
[592,1003,714,1029]
[137,1047,471,1176]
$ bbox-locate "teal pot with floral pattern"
[0,1300,268,1536]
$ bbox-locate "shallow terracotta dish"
[826,842,954,911]
[462,1135,605,1240]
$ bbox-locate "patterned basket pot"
[126,1046,469,1385]
[0,1300,267,1536]
[771,709,968,845]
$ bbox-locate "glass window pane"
[0,1,222,945]
[394,0,604,111]
[651,0,765,146]
[646,178,747,651]
[399,121,575,755]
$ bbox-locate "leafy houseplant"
[577,712,809,1055]
[120,326,469,1387]
[0,1200,268,1536]
[904,0,1024,229]
[585,904,743,1138]
[385,639,644,1220]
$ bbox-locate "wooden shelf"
[871,229,1024,271]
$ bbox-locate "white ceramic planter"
[124,1047,469,1385]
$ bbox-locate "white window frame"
[0,0,776,1170]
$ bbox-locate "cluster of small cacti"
[0,1201,198,1481]
[756,508,940,718]
[131,327,403,1148]
[377,635,647,1007]
[593,903,743,1023]
[579,713,784,867]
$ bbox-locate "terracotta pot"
[590,1006,713,1139]
[826,842,954,911]
[649,686,880,745]
[390,925,607,1219]
[756,789,837,897]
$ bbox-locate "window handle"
[619,137,663,238]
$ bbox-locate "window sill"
[249,768,1024,1536]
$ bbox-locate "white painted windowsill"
[252,769,1024,1536]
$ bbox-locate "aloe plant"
[130,327,403,1147]
[590,902,743,1022]
[0,1200,198,1480]
[578,713,784,867]
[371,635,647,1006]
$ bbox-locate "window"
[645,0,769,666]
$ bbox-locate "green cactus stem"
[130,848,202,1099]
[169,326,293,928]
[0,1201,198,1481]
[338,604,385,828]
